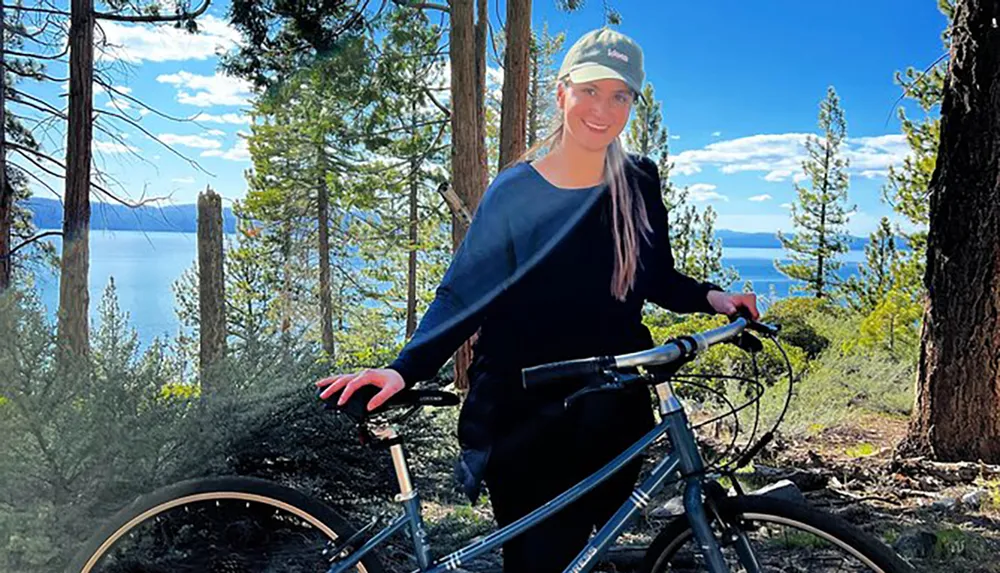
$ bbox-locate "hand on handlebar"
[707,290,760,321]
[315,368,405,412]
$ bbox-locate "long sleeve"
[387,184,515,388]
[635,156,723,314]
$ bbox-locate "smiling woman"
[317,26,759,573]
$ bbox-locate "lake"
[32,231,866,345]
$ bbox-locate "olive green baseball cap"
[558,27,646,102]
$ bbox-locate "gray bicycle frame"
[327,319,760,573]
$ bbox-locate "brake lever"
[563,382,625,410]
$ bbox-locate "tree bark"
[0,0,8,292]
[904,0,1000,463]
[527,36,540,148]
[57,0,95,358]
[197,188,227,393]
[449,0,488,390]
[0,181,11,292]
[406,105,420,338]
[498,0,531,171]
[318,168,335,359]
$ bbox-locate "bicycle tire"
[640,494,914,573]
[65,475,386,573]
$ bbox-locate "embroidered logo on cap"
[608,48,629,63]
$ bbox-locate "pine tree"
[624,83,668,157]
[776,86,853,298]
[690,206,739,289]
[526,24,565,146]
[840,217,898,314]
[881,0,953,300]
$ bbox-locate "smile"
[582,120,610,132]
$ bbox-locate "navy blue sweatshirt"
[387,154,721,388]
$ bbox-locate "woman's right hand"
[315,368,406,412]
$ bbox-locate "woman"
[317,27,759,573]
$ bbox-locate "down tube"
[418,419,672,573]
[561,452,681,573]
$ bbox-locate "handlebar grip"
[728,307,781,337]
[522,356,614,389]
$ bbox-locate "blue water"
[31,231,866,345]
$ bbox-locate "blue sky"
[19,0,948,235]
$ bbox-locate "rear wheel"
[641,495,913,573]
[66,476,385,573]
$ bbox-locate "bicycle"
[67,315,915,573]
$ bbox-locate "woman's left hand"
[706,290,760,321]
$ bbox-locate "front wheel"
[66,476,385,573]
[640,495,914,573]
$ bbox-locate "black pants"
[484,388,655,573]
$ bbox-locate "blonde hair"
[513,88,652,301]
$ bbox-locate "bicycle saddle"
[318,384,460,422]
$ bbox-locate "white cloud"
[672,132,910,182]
[204,129,226,137]
[764,169,793,182]
[670,134,681,140]
[103,99,131,110]
[157,70,253,107]
[159,133,223,149]
[94,140,138,154]
[749,194,772,202]
[99,16,242,63]
[138,109,151,117]
[860,169,889,179]
[687,183,728,202]
[780,203,793,209]
[193,112,250,125]
[201,138,249,162]
[712,131,722,137]
[172,177,196,184]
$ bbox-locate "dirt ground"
[413,414,1000,572]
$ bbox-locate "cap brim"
[566,64,645,104]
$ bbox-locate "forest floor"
[407,413,1000,573]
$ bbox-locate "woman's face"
[557,78,634,152]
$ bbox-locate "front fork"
[657,381,760,573]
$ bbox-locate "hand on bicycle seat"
[316,368,406,414]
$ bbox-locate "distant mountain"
[27,198,237,234]
[25,198,880,250]
[716,229,871,250]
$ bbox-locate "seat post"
[373,425,415,500]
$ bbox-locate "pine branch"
[9,161,60,198]
[393,0,449,12]
[8,231,62,258]
[92,75,204,124]
[2,3,69,16]
[94,0,210,22]
[95,109,214,176]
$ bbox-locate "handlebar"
[521,315,780,390]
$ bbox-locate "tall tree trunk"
[280,216,293,340]
[0,1,8,292]
[450,0,488,390]
[498,0,531,171]
[0,182,10,292]
[318,166,335,360]
[57,0,95,358]
[406,106,420,338]
[197,188,227,393]
[527,36,540,148]
[904,0,1000,463]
